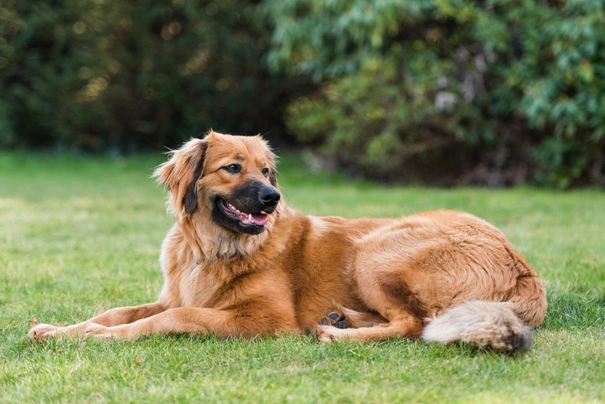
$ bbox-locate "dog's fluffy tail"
[422,301,533,353]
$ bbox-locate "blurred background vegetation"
[1,0,604,188]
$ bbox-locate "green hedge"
[3,0,605,187]
[0,0,306,151]
[264,0,605,187]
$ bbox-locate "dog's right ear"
[153,138,207,216]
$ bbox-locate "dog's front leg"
[29,302,168,341]
[84,307,268,340]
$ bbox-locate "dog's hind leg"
[320,306,387,329]
[317,309,423,342]
[317,263,426,342]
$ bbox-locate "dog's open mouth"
[217,199,269,226]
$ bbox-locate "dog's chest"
[178,263,222,308]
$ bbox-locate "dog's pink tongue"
[239,211,269,226]
[252,213,269,226]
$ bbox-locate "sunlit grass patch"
[1,152,604,402]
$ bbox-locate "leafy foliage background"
[2,0,605,187]
[0,0,307,152]
[265,0,605,187]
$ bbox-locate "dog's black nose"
[259,187,280,206]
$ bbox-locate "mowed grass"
[1,152,604,403]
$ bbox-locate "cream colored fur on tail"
[422,301,533,352]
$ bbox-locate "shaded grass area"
[1,152,604,403]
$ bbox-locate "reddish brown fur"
[29,131,547,350]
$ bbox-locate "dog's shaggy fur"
[30,131,547,352]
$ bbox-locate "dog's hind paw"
[316,325,335,342]
[319,312,348,329]
[316,324,348,342]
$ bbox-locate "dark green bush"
[3,0,605,187]
[0,0,306,152]
[264,0,605,187]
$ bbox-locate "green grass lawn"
[1,152,604,403]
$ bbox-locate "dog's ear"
[153,138,207,215]
[256,134,279,187]
[269,169,277,187]
[182,151,206,214]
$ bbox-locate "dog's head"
[154,130,280,236]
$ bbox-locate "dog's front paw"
[29,323,61,341]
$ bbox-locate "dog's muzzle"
[212,182,280,234]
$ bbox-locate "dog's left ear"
[153,138,207,215]
[256,135,279,187]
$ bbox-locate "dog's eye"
[262,168,269,177]
[223,164,242,174]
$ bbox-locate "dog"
[29,131,547,352]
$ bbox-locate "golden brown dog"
[30,131,547,352]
